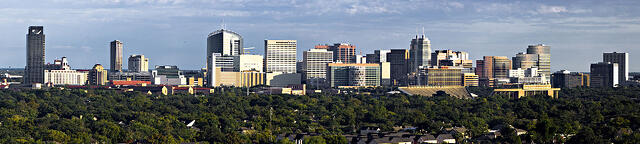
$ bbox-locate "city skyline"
[0,0,639,72]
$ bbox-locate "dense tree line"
[0,86,639,143]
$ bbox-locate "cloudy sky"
[0,0,638,71]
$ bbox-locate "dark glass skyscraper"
[25,26,45,84]
[206,29,243,87]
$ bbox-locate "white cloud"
[533,5,591,14]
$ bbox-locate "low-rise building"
[493,84,561,98]
[327,63,381,88]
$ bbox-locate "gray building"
[590,62,619,87]
[603,52,629,83]
[303,48,333,86]
[512,44,551,78]
[207,29,243,86]
[366,50,390,63]
[25,26,46,84]
[128,54,148,72]
[410,35,431,73]
[110,40,123,72]
[387,49,410,86]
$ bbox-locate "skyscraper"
[264,40,297,73]
[387,49,410,86]
[89,64,108,85]
[303,48,333,85]
[513,44,551,78]
[476,56,511,86]
[128,54,149,72]
[590,62,619,87]
[603,52,629,83]
[327,43,356,63]
[25,26,46,84]
[410,34,431,73]
[207,29,243,86]
[110,40,123,72]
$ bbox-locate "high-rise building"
[513,44,551,78]
[476,56,511,86]
[551,70,590,88]
[590,62,619,87]
[88,64,108,85]
[410,34,431,73]
[431,50,472,68]
[303,48,333,85]
[325,43,356,63]
[603,52,629,83]
[128,54,149,72]
[25,26,46,84]
[387,49,410,86]
[366,50,390,63]
[110,40,123,72]
[264,40,297,73]
[207,29,243,86]
[327,63,381,88]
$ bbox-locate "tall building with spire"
[409,34,431,73]
[25,26,46,84]
[207,29,243,87]
[110,40,123,72]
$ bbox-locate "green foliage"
[0,86,638,143]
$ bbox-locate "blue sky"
[0,0,638,72]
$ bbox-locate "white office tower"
[264,40,297,73]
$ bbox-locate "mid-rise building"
[327,63,381,88]
[152,65,186,85]
[25,26,46,84]
[387,49,410,86]
[463,73,479,87]
[108,71,152,81]
[355,55,366,63]
[88,64,108,85]
[303,48,333,85]
[603,52,629,83]
[110,40,123,72]
[431,50,472,68]
[264,40,297,73]
[128,54,149,72]
[410,34,431,73]
[236,54,263,72]
[419,66,463,86]
[590,62,619,87]
[326,43,356,63]
[476,56,511,86]
[551,70,590,88]
[366,50,390,63]
[211,53,237,72]
[44,57,88,86]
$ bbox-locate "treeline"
[0,87,639,143]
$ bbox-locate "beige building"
[463,73,479,87]
[303,48,333,85]
[128,54,149,72]
[431,50,472,68]
[264,40,297,73]
[211,67,266,87]
[493,84,561,98]
[45,70,88,86]
[110,40,123,72]
[89,64,108,85]
[236,54,263,72]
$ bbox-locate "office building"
[551,70,590,88]
[387,49,410,86]
[206,29,243,86]
[128,55,149,72]
[210,53,237,72]
[110,40,123,72]
[419,67,463,86]
[410,34,431,73]
[380,62,391,86]
[476,56,511,86]
[236,54,263,72]
[88,64,108,85]
[152,65,186,85]
[326,43,356,63]
[25,26,46,84]
[493,84,561,98]
[327,63,381,88]
[303,48,333,85]
[463,73,479,87]
[211,68,266,87]
[44,57,89,86]
[590,62,619,87]
[108,71,152,81]
[355,55,366,63]
[366,50,390,63]
[431,50,472,68]
[265,72,302,87]
[512,44,551,78]
[603,52,629,83]
[264,40,297,73]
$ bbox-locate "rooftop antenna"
[422,27,425,38]
[220,19,226,30]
